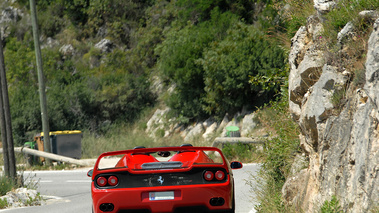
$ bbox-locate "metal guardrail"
[212,137,265,148]
[0,147,91,167]
[0,138,266,167]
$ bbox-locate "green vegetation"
[320,196,343,213]
[322,0,377,89]
[157,7,287,120]
[0,176,15,196]
[252,97,301,212]
[1,0,378,211]
[249,1,379,212]
[0,176,15,208]
[2,0,289,147]
[222,142,264,163]
[0,198,8,209]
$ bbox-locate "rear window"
[96,149,225,171]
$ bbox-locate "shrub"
[0,176,14,196]
[0,198,8,209]
[38,3,67,37]
[320,196,343,213]
[280,0,314,38]
[157,6,287,120]
[222,142,263,163]
[252,93,301,212]
[156,8,237,119]
[200,22,287,118]
[330,84,347,111]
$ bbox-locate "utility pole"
[0,33,16,179]
[29,0,52,166]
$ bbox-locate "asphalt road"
[1,164,260,213]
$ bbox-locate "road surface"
[1,164,260,213]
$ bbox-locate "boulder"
[289,48,324,106]
[202,122,218,141]
[145,108,170,139]
[217,114,230,133]
[314,0,337,15]
[0,6,22,24]
[0,188,42,208]
[337,22,355,44]
[184,123,204,142]
[94,39,114,53]
[359,10,379,22]
[59,44,75,57]
[240,113,257,137]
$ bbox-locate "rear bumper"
[91,179,234,213]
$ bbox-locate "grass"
[0,198,8,209]
[222,143,264,163]
[320,0,376,80]
[0,176,15,196]
[282,0,315,38]
[331,85,347,111]
[81,123,187,159]
[248,95,301,212]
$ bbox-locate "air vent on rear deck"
[141,161,183,169]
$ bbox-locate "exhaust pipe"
[99,203,114,212]
[209,197,225,206]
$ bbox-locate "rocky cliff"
[285,1,379,212]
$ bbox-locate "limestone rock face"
[286,3,379,211]
[314,0,337,15]
[145,108,259,143]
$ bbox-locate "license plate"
[149,191,174,201]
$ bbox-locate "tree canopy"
[2,0,288,144]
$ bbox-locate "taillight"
[204,171,214,181]
[108,176,118,186]
[215,170,225,180]
[97,177,107,187]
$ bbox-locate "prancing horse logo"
[157,176,164,185]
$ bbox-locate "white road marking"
[39,180,53,183]
[66,180,92,183]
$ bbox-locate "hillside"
[1,0,379,212]
[0,0,287,146]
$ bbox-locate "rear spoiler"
[93,146,226,174]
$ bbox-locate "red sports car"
[87,144,243,213]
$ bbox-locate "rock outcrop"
[286,2,379,212]
[0,188,42,208]
[145,108,259,143]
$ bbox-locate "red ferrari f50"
[88,145,243,213]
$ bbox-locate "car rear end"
[90,147,238,213]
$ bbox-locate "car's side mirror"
[87,169,93,177]
[230,161,243,169]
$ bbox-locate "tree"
[0,34,16,180]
